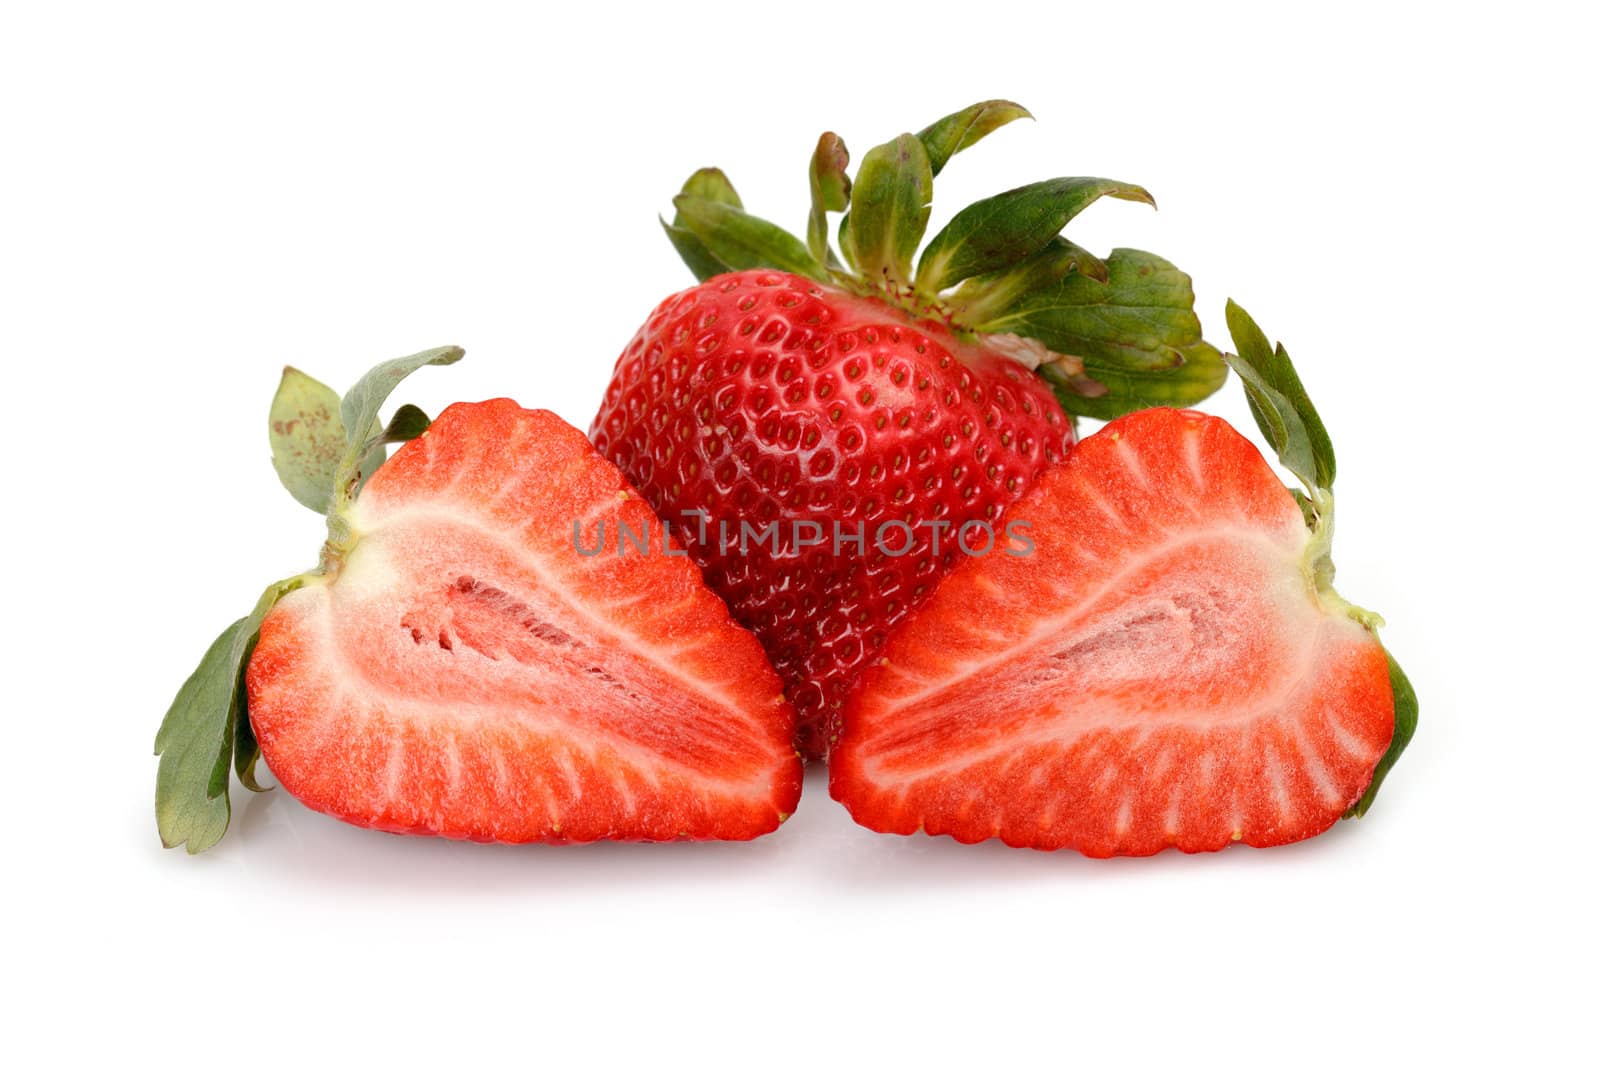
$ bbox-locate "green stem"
[320,431,383,574]
[1305,490,1385,632]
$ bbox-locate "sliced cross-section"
[248,400,801,842]
[830,408,1395,856]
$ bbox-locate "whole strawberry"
[593,102,1229,758]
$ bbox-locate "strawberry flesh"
[830,408,1394,855]
[247,400,802,843]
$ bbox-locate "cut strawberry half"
[830,393,1410,855]
[154,349,804,854]
[244,399,801,843]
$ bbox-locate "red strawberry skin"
[830,408,1394,856]
[247,400,802,843]
[591,270,1074,759]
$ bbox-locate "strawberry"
[594,270,1073,760]
[829,306,1416,854]
[593,101,1228,758]
[155,351,799,852]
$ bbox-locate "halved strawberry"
[830,308,1414,855]
[155,351,799,853]
[248,400,800,842]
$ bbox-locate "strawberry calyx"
[661,100,1228,423]
[316,346,463,571]
[155,347,463,853]
[1222,303,1416,818]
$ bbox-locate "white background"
[5,2,1595,1063]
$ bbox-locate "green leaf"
[837,210,857,270]
[977,248,1208,372]
[917,100,1032,177]
[339,346,463,450]
[1224,300,1336,489]
[154,619,248,852]
[154,580,298,853]
[808,132,851,265]
[1290,488,1319,528]
[383,403,432,443]
[268,367,346,514]
[849,133,932,286]
[1221,350,1318,490]
[663,168,744,282]
[1041,339,1229,421]
[917,177,1153,293]
[1346,648,1418,818]
[324,348,465,556]
[671,196,828,283]
[662,218,726,283]
[232,628,268,792]
[680,167,742,208]
[947,237,1107,325]
[271,368,431,515]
